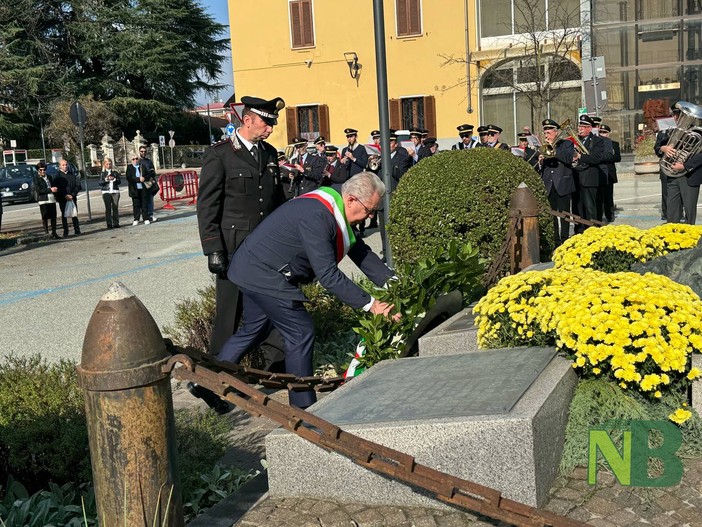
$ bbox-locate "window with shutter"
[396,0,422,37]
[397,95,435,133]
[286,104,330,143]
[290,0,315,48]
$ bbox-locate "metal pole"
[39,104,47,162]
[207,102,213,144]
[77,121,92,220]
[372,0,393,266]
[78,282,183,526]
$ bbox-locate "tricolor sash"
[299,187,356,262]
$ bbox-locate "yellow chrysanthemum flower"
[669,408,693,425]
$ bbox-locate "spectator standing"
[218,172,399,409]
[53,159,82,237]
[195,96,288,412]
[99,158,121,229]
[126,156,150,225]
[138,145,157,222]
[34,162,59,239]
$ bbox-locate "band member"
[313,136,326,156]
[484,125,510,150]
[452,124,477,150]
[573,114,606,230]
[388,129,412,191]
[339,128,368,182]
[591,116,615,222]
[423,137,439,157]
[656,105,694,223]
[278,151,298,201]
[291,137,326,194]
[324,145,342,187]
[517,132,539,168]
[476,125,490,146]
[370,130,381,146]
[598,124,620,222]
[537,119,575,245]
[196,95,288,412]
[407,128,432,163]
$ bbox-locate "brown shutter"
[301,0,314,47]
[286,107,299,144]
[318,104,330,142]
[423,96,436,136]
[389,99,401,129]
[409,0,421,35]
[397,0,408,36]
[290,2,302,48]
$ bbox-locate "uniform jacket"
[682,152,702,187]
[53,170,81,199]
[573,133,606,187]
[452,139,478,150]
[540,140,576,197]
[33,174,56,202]
[197,134,285,257]
[390,147,412,190]
[293,152,327,194]
[654,130,672,158]
[228,196,393,309]
[604,140,621,184]
[416,144,433,162]
[340,143,368,181]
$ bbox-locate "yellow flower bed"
[474,268,702,424]
[552,223,702,271]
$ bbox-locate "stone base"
[418,307,479,357]
[693,355,702,417]
[265,350,577,509]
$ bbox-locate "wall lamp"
[344,52,360,79]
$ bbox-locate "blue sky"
[196,0,234,106]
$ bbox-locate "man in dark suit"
[219,172,399,408]
[655,105,681,220]
[516,132,539,168]
[573,114,606,230]
[598,124,621,222]
[195,95,288,412]
[324,145,343,187]
[388,129,412,191]
[452,124,477,150]
[313,135,326,157]
[291,137,326,194]
[407,129,431,163]
[537,119,576,245]
[54,159,82,237]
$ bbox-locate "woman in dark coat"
[33,162,59,239]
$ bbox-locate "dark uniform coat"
[340,143,368,181]
[573,134,606,187]
[452,138,478,150]
[197,133,286,356]
[294,152,327,194]
[416,144,433,162]
[390,147,412,191]
[540,140,576,197]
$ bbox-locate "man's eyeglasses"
[487,132,496,136]
[478,132,488,136]
[38,168,46,172]
[354,196,378,216]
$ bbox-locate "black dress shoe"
[187,382,230,414]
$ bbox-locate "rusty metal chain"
[165,341,345,392]
[163,353,588,527]
[550,209,604,228]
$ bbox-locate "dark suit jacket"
[340,143,368,180]
[390,147,412,190]
[416,144,433,162]
[573,133,606,187]
[683,152,702,187]
[228,196,393,309]
[605,140,621,184]
[327,161,344,185]
[53,170,81,199]
[197,135,285,257]
[540,140,575,197]
[99,169,122,192]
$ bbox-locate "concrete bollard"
[78,282,183,526]
[508,182,541,273]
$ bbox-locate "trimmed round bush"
[388,148,554,269]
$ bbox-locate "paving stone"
[435,513,481,527]
[407,516,439,527]
[543,497,572,515]
[655,492,687,512]
[587,518,618,527]
[310,500,343,516]
[318,508,354,527]
[649,512,680,527]
[606,508,641,526]
[567,507,593,522]
[376,506,407,524]
[352,507,387,527]
[554,487,583,501]
[587,496,623,516]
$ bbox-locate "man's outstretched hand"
[370,300,402,322]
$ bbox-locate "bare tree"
[441,0,586,129]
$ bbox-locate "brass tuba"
[538,119,590,159]
[660,101,702,177]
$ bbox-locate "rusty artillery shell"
[78,282,183,527]
[509,183,541,273]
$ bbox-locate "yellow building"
[228,0,584,149]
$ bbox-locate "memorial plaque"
[314,347,557,425]
[442,313,475,333]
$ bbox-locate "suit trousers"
[579,187,598,223]
[211,276,286,372]
[218,287,317,408]
[666,176,699,225]
[660,172,668,220]
[102,192,120,227]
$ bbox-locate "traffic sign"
[168,138,176,148]
[225,123,236,137]
[70,101,87,126]
[159,135,166,147]
[230,103,245,126]
[578,107,587,115]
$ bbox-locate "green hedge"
[388,148,554,272]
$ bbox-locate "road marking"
[0,251,201,307]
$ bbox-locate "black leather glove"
[207,251,228,279]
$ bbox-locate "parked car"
[178,150,205,168]
[0,164,39,204]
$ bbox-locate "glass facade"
[593,0,702,151]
